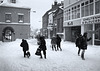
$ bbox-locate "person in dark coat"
[56,35,62,51]
[81,32,92,60]
[51,35,57,51]
[20,39,29,58]
[75,34,83,56]
[39,36,47,59]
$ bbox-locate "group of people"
[20,32,91,60]
[20,36,47,59]
[51,35,62,51]
[75,32,92,60]
[20,35,62,59]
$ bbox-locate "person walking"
[20,39,29,58]
[75,34,83,56]
[81,32,92,60]
[56,35,62,51]
[51,35,57,51]
[39,36,47,59]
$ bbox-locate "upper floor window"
[95,0,100,14]
[5,13,12,23]
[81,0,94,17]
[18,13,24,23]
[90,0,93,3]
[10,0,16,3]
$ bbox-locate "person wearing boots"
[20,39,29,58]
[51,35,57,51]
[56,35,62,51]
[81,32,92,60]
[75,34,83,56]
[39,36,47,59]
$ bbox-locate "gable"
[57,9,63,14]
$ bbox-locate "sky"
[20,0,63,30]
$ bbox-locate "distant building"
[53,7,63,38]
[42,10,51,38]
[42,0,63,38]
[64,0,100,45]
[0,0,31,42]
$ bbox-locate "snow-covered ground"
[0,39,100,71]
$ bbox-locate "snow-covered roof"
[59,6,63,10]
[0,0,31,9]
[48,9,57,15]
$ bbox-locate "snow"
[0,0,30,9]
[0,39,100,71]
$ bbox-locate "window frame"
[18,13,24,23]
[5,13,12,23]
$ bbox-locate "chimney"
[54,0,57,5]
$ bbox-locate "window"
[90,0,93,3]
[81,0,94,17]
[64,10,68,21]
[11,0,16,3]
[90,0,94,15]
[77,5,80,18]
[95,24,100,40]
[72,7,74,19]
[81,3,85,17]
[81,3,84,6]
[5,13,11,23]
[85,1,89,16]
[74,6,77,19]
[0,0,3,4]
[71,5,80,19]
[95,0,100,14]
[18,14,24,23]
[85,1,88,5]
[68,9,71,20]
[66,10,69,20]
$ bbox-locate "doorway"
[2,27,15,42]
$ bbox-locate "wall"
[65,27,71,41]
[64,0,79,8]
[0,24,30,41]
[0,6,30,41]
[0,6,30,23]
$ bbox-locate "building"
[0,0,31,42]
[42,0,63,38]
[64,0,100,45]
[42,10,51,38]
[53,7,63,38]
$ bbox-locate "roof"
[0,0,31,9]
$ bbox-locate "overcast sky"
[20,0,63,30]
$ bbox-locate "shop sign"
[82,15,100,24]
[67,22,73,25]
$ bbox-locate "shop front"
[64,19,81,42]
[82,14,100,45]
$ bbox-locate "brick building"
[42,0,63,38]
[0,0,30,42]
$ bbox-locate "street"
[0,39,100,71]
